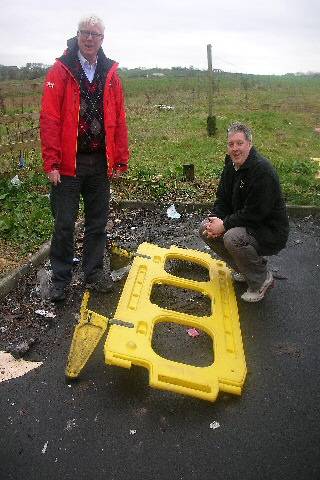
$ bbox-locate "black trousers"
[50,153,110,288]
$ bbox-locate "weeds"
[0,164,52,255]
[0,71,320,256]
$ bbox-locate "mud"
[0,207,209,361]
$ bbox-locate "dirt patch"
[152,322,214,367]
[0,206,207,359]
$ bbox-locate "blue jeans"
[50,169,110,288]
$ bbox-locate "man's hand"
[47,170,61,186]
[112,169,127,180]
[203,216,225,239]
[112,171,122,180]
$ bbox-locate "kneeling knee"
[223,228,239,251]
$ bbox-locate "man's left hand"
[204,217,225,238]
[112,170,124,180]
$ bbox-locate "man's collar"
[230,146,254,171]
[77,50,97,67]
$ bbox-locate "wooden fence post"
[206,44,216,136]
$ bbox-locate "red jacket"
[40,47,129,178]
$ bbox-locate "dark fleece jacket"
[212,147,289,255]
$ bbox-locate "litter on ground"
[210,421,220,430]
[0,351,42,382]
[166,204,181,219]
[187,328,200,338]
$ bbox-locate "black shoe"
[50,284,66,302]
[85,272,114,293]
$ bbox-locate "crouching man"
[199,122,289,302]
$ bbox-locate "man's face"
[77,23,104,63]
[227,131,252,168]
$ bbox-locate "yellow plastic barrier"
[104,242,247,402]
[65,291,108,378]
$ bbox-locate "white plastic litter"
[209,421,220,430]
[42,441,49,454]
[35,310,56,319]
[166,204,181,219]
[0,351,43,383]
[111,265,131,282]
[10,175,22,187]
[154,104,175,110]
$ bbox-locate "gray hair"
[227,122,253,142]
[78,14,105,32]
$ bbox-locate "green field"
[0,71,320,258]
[119,72,320,205]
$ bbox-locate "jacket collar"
[239,146,256,170]
[58,36,115,77]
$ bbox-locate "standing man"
[40,14,129,302]
[200,122,289,303]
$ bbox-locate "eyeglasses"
[78,30,103,40]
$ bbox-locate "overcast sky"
[1,0,319,75]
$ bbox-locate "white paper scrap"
[0,351,43,383]
[209,421,220,430]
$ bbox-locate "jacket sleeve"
[40,63,66,173]
[113,73,129,173]
[223,166,278,230]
